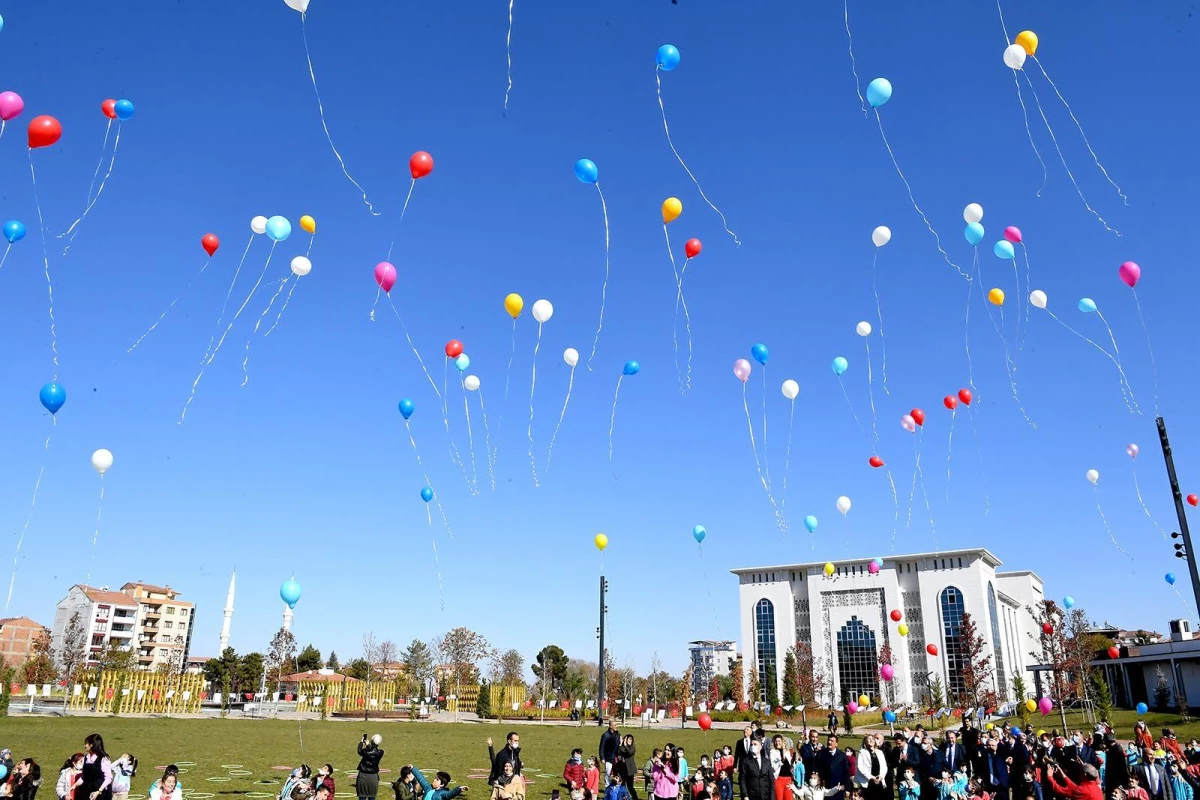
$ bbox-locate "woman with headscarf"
[490,762,525,800]
[356,735,385,800]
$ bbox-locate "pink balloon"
[880,664,895,681]
[374,261,397,293]
[1126,443,1139,459]
[868,561,880,574]
[1038,697,1053,715]
[1119,261,1141,288]
[733,358,752,382]
[1004,226,1022,244]
[900,414,916,433]
[846,701,858,715]
[0,91,24,122]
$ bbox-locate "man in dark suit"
[940,731,966,779]
[917,738,939,800]
[1136,749,1174,800]
[738,738,773,800]
[734,727,755,778]
[818,735,851,800]
[961,719,980,766]
[884,734,906,794]
[800,729,823,781]
[978,736,1009,800]
[1103,734,1129,800]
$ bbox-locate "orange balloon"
[662,197,682,224]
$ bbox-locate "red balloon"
[869,456,884,468]
[926,643,938,656]
[101,99,118,119]
[943,395,958,411]
[890,609,902,622]
[633,705,643,716]
[1188,494,1199,507]
[410,151,434,179]
[28,115,62,149]
[698,712,712,731]
[445,339,464,358]
[201,233,220,257]
[685,238,702,259]
[958,389,973,406]
[910,408,925,427]
[1108,646,1120,660]
[1042,623,1054,635]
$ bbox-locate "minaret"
[282,604,293,633]
[218,571,235,653]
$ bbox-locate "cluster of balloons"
[943,389,972,410]
[964,203,985,245]
[900,408,925,433]
[101,98,135,121]
[1002,30,1039,70]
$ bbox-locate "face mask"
[573,756,582,764]
[810,780,820,787]
[751,748,761,757]
[511,745,520,752]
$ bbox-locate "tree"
[205,648,239,690]
[401,639,435,699]
[532,645,569,694]
[495,649,526,686]
[266,627,298,692]
[783,649,800,708]
[679,663,694,715]
[764,662,779,710]
[648,653,664,710]
[477,678,493,718]
[747,656,761,707]
[709,677,721,709]
[1155,665,1171,711]
[436,627,494,721]
[792,643,827,732]
[929,676,946,729]
[57,614,86,690]
[239,652,265,693]
[22,627,58,686]
[327,651,340,671]
[1027,600,1090,731]
[956,613,995,708]
[297,645,322,672]
[716,674,735,702]
[1091,672,1113,725]
[0,657,13,717]
[730,656,744,704]
[343,658,369,680]
[1012,674,1031,727]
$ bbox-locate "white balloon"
[781,379,800,401]
[963,203,984,224]
[564,347,579,367]
[91,448,113,476]
[283,0,310,12]
[871,226,891,247]
[856,321,872,337]
[290,256,312,277]
[1029,289,1047,310]
[464,375,481,391]
[250,216,268,235]
[1003,44,1027,70]
[901,415,916,433]
[836,495,852,516]
[532,299,554,324]
[1086,469,1100,485]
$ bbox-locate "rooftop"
[0,616,45,629]
[730,548,1006,574]
[689,640,736,648]
[280,669,360,683]
[78,585,140,607]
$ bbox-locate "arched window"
[836,616,878,704]
[988,583,1008,699]
[940,587,967,702]
[754,598,776,702]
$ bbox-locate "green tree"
[297,645,322,672]
[326,651,340,671]
[1155,665,1172,710]
[266,627,298,691]
[205,647,239,688]
[0,658,13,717]
[532,645,570,694]
[716,674,735,702]
[764,662,779,710]
[929,675,946,729]
[1012,674,1031,727]
[477,678,492,718]
[1091,672,1113,724]
[344,658,370,680]
[21,627,58,685]
[239,652,265,693]
[783,648,800,708]
[401,639,435,696]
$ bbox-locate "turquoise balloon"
[455,354,470,372]
[692,525,706,544]
[1166,572,1177,585]
[265,215,292,241]
[964,223,984,246]
[280,578,302,609]
[574,158,598,185]
[873,557,884,568]
[866,78,892,108]
[993,240,1015,259]
[398,398,415,419]
[1078,298,1097,313]
[831,357,848,376]
[1063,595,1075,609]
[804,515,819,533]
[421,487,434,503]
[1137,702,1148,715]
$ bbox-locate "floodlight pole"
[598,575,607,726]
[1157,416,1200,619]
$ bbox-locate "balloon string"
[1130,289,1160,416]
[665,226,685,393]
[1019,245,1032,354]
[1031,57,1127,205]
[870,249,889,395]
[966,406,991,516]
[842,0,868,114]
[678,259,695,392]
[386,180,418,261]
[1095,309,1139,414]
[84,119,114,206]
[863,338,879,444]
[915,433,938,553]
[528,322,542,487]
[1007,256,1023,368]
[369,287,380,322]
[85,479,106,585]
[656,68,740,246]
[963,253,977,396]
[741,382,787,532]
[386,294,442,403]
[477,389,496,491]
[1093,486,1134,561]
[241,273,291,387]
[60,122,122,255]
[1132,465,1168,541]
[263,278,302,338]
[205,234,256,363]
[504,0,515,110]
[547,364,575,471]
[872,110,968,281]
[501,318,517,431]
[5,420,54,613]
[975,256,1035,428]
[836,375,871,448]
[459,376,479,495]
[404,419,453,539]
[442,358,449,420]
[608,374,624,477]
[586,182,611,371]
[945,410,956,503]
[781,399,796,511]
[0,243,11,271]
[885,465,900,552]
[1020,70,1121,236]
[760,366,771,487]
[1010,71,1048,198]
[431,538,445,612]
[1043,308,1137,413]
[129,255,214,353]
[906,444,917,530]
[300,13,379,215]
[28,152,58,380]
[697,544,722,637]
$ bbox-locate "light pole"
[1158,417,1200,619]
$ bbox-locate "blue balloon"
[993,240,1015,260]
[751,343,769,365]
[0,765,6,782]
[0,13,5,33]
[693,525,706,544]
[883,710,897,724]
[280,578,302,609]
[3,220,26,244]
[114,99,135,121]
[656,44,680,71]
[866,78,892,108]
[265,215,292,242]
[804,515,818,533]
[831,357,848,376]
[1077,298,1097,313]
[1166,572,1177,585]
[574,158,598,185]
[39,381,65,415]
[964,223,985,246]
[421,487,434,503]
[398,398,415,419]
[1062,595,1075,609]
[455,354,470,372]
[623,360,640,376]
[1136,702,1148,715]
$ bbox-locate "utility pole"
[1158,417,1200,618]
[597,575,607,726]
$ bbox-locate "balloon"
[1188,494,1198,507]
[0,766,6,782]
[1086,469,1099,485]
[594,533,608,551]
[1042,623,1053,635]
[944,395,958,411]
[869,456,884,468]
[963,203,984,224]
[445,340,464,359]
[781,379,800,401]
[420,487,433,503]
[1078,297,1097,313]
[836,496,851,515]
[265,216,291,241]
[3,220,26,244]
[39,382,66,414]
[27,115,62,149]
[873,557,884,568]
[623,360,640,376]
[734,359,752,382]
[1108,647,1120,659]
[0,91,24,121]
[698,712,712,731]
[910,408,925,427]
[505,293,524,319]
[847,701,859,715]
[926,643,939,657]
[1119,261,1141,288]
[1030,289,1048,309]
[398,398,415,419]
[958,389,973,406]
[988,288,1005,306]
[464,375,480,391]
[685,238,702,259]
[890,610,902,622]
[409,151,434,179]
[1137,702,1148,715]
[994,240,1015,260]
[751,343,768,365]
[832,357,848,376]
[1015,30,1039,56]
[693,525,706,544]
[866,78,892,108]
[964,222,985,246]
[897,623,909,636]
[574,158,599,184]
[872,226,891,247]
[1004,226,1022,244]
[91,448,113,475]
[821,562,835,577]
[114,99,135,121]
[284,0,310,11]
[867,561,879,575]
[656,44,680,71]
[883,710,897,724]
[901,415,916,433]
[290,256,312,277]
[564,348,580,367]
[805,516,818,534]
[880,664,895,681]
[532,299,554,323]
[662,197,682,224]
[201,233,219,256]
[1003,44,1027,70]
[101,98,117,119]
[856,321,872,337]
[1127,443,1139,459]
[455,354,470,372]
[1024,699,1037,713]
[857,694,870,708]
[1167,573,1177,585]
[251,216,268,235]
[280,578,302,609]
[1038,697,1053,716]
[375,262,397,293]
[1063,595,1075,609]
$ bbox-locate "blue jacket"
[604,785,631,800]
[718,778,733,800]
[412,769,464,800]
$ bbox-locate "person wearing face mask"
[1136,750,1174,800]
[1166,762,1192,800]
[738,739,772,800]
[800,732,823,784]
[816,737,849,800]
[898,768,921,800]
[488,735,524,787]
[854,734,887,800]
[565,751,587,798]
[978,738,1008,800]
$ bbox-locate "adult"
[816,736,849,800]
[488,735,523,786]
[940,731,965,779]
[737,738,771,800]
[356,734,385,800]
[855,734,887,800]
[9,759,42,800]
[978,737,1009,800]
[75,734,112,800]
[799,731,822,783]
[884,734,905,794]
[768,736,796,800]
[489,762,525,800]
[827,711,838,736]
[601,720,622,779]
[1103,734,1129,800]
[1047,763,1102,800]
[961,719,979,764]
[1136,749,1174,800]
[916,738,939,800]
[616,736,639,800]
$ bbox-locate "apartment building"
[121,582,195,671]
[51,585,140,668]
[0,616,48,666]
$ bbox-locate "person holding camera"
[356,735,385,800]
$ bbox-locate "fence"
[447,684,527,714]
[65,670,205,714]
[296,680,398,713]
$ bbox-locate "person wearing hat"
[1135,749,1174,800]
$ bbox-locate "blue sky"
[1,1,1198,675]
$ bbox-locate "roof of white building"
[730,548,1008,574]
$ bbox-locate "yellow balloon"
[985,723,994,731]
[594,533,608,551]
[988,288,1005,306]
[504,293,524,319]
[1015,30,1038,56]
[823,562,835,576]
[300,215,316,234]
[858,694,870,707]
[897,623,909,637]
[1025,699,1037,713]
[662,197,682,224]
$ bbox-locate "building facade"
[0,616,47,666]
[689,640,738,695]
[50,585,140,669]
[733,549,1043,707]
[121,582,195,671]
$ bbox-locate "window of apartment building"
[166,607,175,614]
[165,621,173,628]
[180,609,188,617]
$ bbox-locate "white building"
[733,548,1043,707]
[121,582,195,671]
[689,640,738,695]
[50,585,139,669]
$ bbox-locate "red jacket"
[1046,771,1102,800]
[565,761,586,789]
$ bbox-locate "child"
[150,774,183,800]
[718,748,734,777]
[412,768,469,800]
[605,773,631,800]
[394,767,418,800]
[793,773,836,800]
[898,768,920,800]
[586,759,601,800]
[1125,775,1148,800]
[677,749,689,790]
[644,751,662,800]
[565,750,586,800]
[55,755,82,800]
[952,768,969,798]
[716,771,733,800]
[967,778,989,800]
[111,754,137,800]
